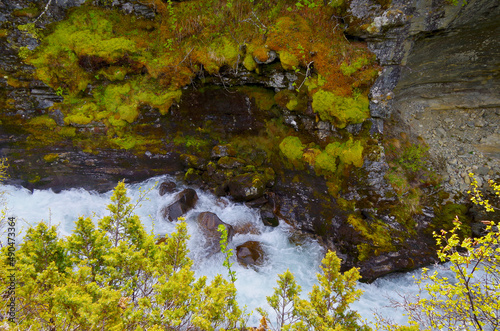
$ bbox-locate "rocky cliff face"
[348,0,500,197]
[0,0,498,281]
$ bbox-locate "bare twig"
[33,0,53,23]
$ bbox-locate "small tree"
[389,175,500,330]
[258,250,370,330]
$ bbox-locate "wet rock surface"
[197,211,234,255]
[158,181,177,196]
[0,135,183,192]
[236,241,265,268]
[162,188,199,222]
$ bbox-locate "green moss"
[340,56,370,76]
[110,135,141,149]
[311,89,369,128]
[133,79,182,115]
[279,136,304,161]
[385,167,410,196]
[98,66,128,81]
[263,167,276,184]
[317,138,364,170]
[64,114,93,126]
[348,214,396,261]
[304,74,327,91]
[195,37,239,74]
[58,127,76,138]
[315,151,337,172]
[15,1,379,158]
[390,188,421,232]
[26,7,140,93]
[17,23,40,39]
[28,175,41,184]
[243,52,257,71]
[184,168,202,183]
[218,156,245,169]
[43,153,59,163]
[397,143,429,173]
[102,83,131,111]
[279,51,299,70]
[28,116,57,128]
[339,139,364,167]
[337,197,355,211]
[173,134,210,153]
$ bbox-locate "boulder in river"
[197,211,234,254]
[162,188,198,222]
[158,181,177,196]
[236,241,265,268]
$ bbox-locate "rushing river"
[0,175,429,327]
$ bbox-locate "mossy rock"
[311,89,369,128]
[211,144,237,159]
[43,153,59,163]
[228,173,267,202]
[348,213,396,261]
[184,168,203,185]
[217,156,245,169]
[29,116,57,128]
[180,154,207,170]
[279,136,304,161]
[279,51,299,70]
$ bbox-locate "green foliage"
[433,203,471,236]
[406,219,500,330]
[384,178,500,330]
[258,251,369,330]
[0,181,246,330]
[0,180,377,330]
[312,89,370,128]
[385,168,410,196]
[218,224,237,283]
[257,269,302,330]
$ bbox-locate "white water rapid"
[1,175,427,327]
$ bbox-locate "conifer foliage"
[1,182,245,330]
